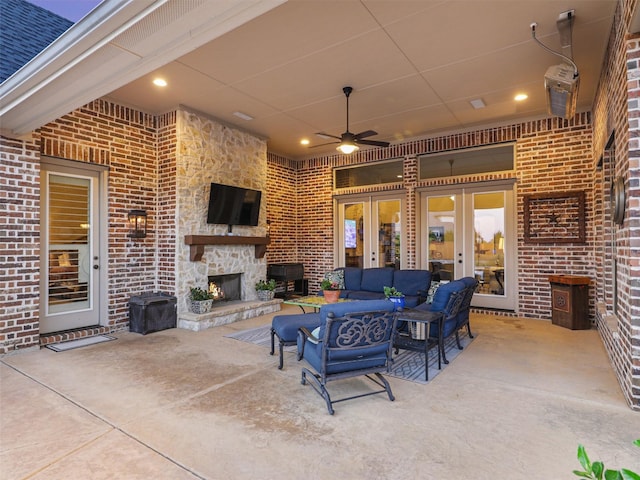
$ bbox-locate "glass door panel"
[47,175,91,313]
[426,195,457,281]
[472,192,505,296]
[342,202,365,268]
[375,199,402,269]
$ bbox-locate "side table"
[393,309,443,381]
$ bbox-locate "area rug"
[46,335,116,352]
[225,325,474,384]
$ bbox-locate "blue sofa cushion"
[340,267,363,291]
[346,290,386,301]
[360,267,394,292]
[393,269,431,297]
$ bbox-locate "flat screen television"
[206,183,261,226]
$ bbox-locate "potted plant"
[321,279,341,303]
[255,279,277,301]
[384,286,405,310]
[189,286,214,314]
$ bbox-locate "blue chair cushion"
[393,270,431,297]
[360,268,394,292]
[303,342,388,374]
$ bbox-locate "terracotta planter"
[323,290,340,303]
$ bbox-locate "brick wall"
[590,0,639,410]
[265,152,299,264]
[0,135,40,353]
[156,111,177,294]
[278,115,594,307]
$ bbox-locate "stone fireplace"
[174,107,281,331]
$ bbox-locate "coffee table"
[283,295,351,313]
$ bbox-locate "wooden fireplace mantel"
[184,235,270,261]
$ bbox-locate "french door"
[336,194,405,269]
[419,181,517,311]
[40,159,107,333]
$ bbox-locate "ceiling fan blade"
[354,130,377,139]
[357,139,390,148]
[314,132,342,140]
[310,141,340,148]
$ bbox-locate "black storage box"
[129,292,177,335]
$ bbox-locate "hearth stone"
[178,299,281,331]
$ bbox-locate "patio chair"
[271,299,394,369]
[455,276,478,348]
[297,308,399,415]
[410,279,466,364]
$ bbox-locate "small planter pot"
[257,290,275,301]
[190,299,213,314]
[323,290,340,303]
[388,296,405,311]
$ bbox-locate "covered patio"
[1,307,637,479]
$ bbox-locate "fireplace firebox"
[208,273,242,303]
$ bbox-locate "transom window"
[419,144,515,179]
[334,159,403,189]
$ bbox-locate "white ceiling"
[104,0,617,159]
[2,0,618,159]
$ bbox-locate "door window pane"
[377,200,401,269]
[48,175,91,313]
[427,196,455,281]
[473,192,505,296]
[343,203,364,268]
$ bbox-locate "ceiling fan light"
[337,143,359,154]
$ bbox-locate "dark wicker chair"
[297,309,399,415]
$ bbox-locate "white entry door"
[336,194,404,269]
[420,181,517,311]
[40,159,106,333]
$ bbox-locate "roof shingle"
[0,0,73,83]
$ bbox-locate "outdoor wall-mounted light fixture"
[128,209,147,238]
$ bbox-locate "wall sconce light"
[128,210,147,238]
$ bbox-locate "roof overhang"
[0,0,285,138]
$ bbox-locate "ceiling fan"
[314,86,390,154]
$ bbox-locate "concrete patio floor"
[1,306,638,479]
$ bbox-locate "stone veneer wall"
[175,108,269,314]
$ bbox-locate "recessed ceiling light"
[233,111,253,121]
[300,139,310,145]
[514,93,528,101]
[470,98,486,109]
[153,78,167,87]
